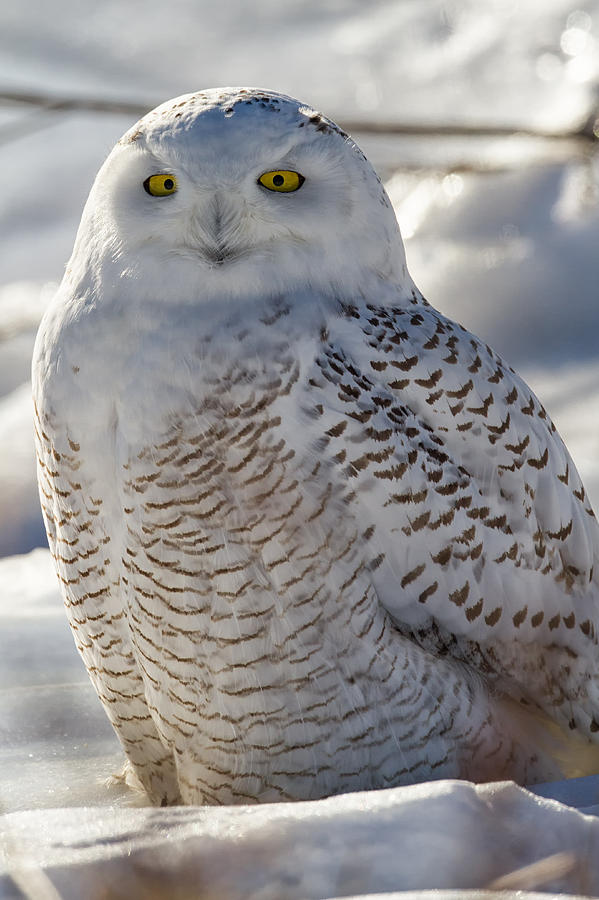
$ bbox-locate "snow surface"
[2,778,599,897]
[1,0,599,895]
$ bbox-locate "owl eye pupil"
[144,174,178,196]
[258,169,304,193]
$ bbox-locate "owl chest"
[119,373,349,613]
[117,342,387,662]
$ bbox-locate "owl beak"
[191,192,246,266]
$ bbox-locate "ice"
[0,551,128,812]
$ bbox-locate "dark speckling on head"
[122,87,350,145]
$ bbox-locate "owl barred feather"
[33,88,599,806]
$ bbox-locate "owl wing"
[33,398,182,804]
[310,297,599,737]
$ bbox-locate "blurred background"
[1,0,598,560]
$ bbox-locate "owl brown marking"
[465,599,484,622]
[466,393,494,417]
[435,481,460,496]
[466,505,490,520]
[392,355,419,372]
[400,564,426,588]
[487,367,504,384]
[449,583,470,606]
[547,520,573,541]
[425,469,444,484]
[527,447,549,470]
[443,350,459,364]
[426,389,444,404]
[512,607,528,627]
[423,334,440,350]
[410,511,431,532]
[446,380,474,400]
[415,369,443,389]
[485,608,503,627]
[429,510,455,530]
[418,582,438,604]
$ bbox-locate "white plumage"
[33,88,599,806]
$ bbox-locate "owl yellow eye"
[258,170,305,193]
[143,174,178,196]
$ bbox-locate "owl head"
[67,88,413,307]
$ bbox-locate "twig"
[485,850,578,891]
[0,87,597,143]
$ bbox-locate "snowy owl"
[33,88,599,806]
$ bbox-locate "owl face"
[69,89,410,306]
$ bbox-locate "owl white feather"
[33,88,599,806]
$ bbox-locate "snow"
[2,778,599,896]
[1,0,599,894]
